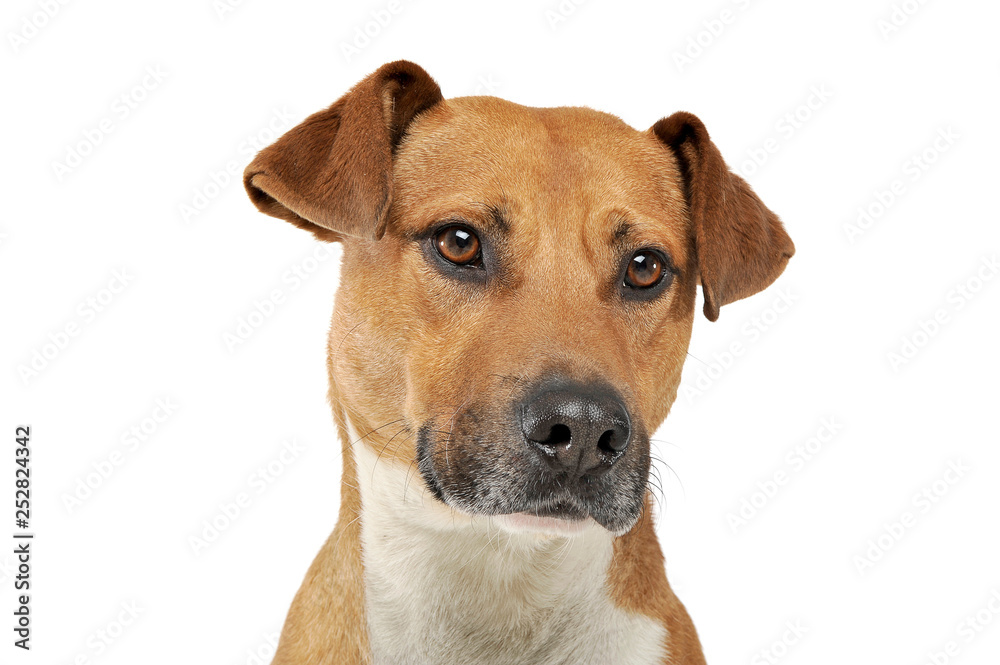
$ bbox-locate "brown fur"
[650,113,795,321]
[244,60,793,664]
[269,390,371,665]
[610,498,707,664]
[245,60,443,242]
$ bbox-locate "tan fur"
[269,389,371,665]
[244,61,793,664]
[610,498,707,665]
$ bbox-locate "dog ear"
[651,112,794,321]
[243,60,443,242]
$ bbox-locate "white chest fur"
[352,437,668,665]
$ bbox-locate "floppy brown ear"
[243,60,443,242]
[651,112,794,321]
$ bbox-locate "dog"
[243,60,793,665]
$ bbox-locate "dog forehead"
[392,96,688,246]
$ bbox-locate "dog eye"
[624,250,665,289]
[435,226,481,266]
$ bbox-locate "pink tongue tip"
[497,512,591,536]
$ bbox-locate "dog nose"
[520,384,631,475]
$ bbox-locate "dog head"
[245,61,793,535]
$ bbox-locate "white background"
[2,0,999,663]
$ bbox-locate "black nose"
[520,383,631,476]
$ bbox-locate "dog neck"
[348,422,667,665]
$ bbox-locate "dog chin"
[493,512,599,537]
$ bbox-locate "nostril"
[539,423,572,446]
[597,429,625,454]
[519,383,632,471]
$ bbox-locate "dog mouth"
[523,499,589,520]
[416,423,649,535]
[419,461,590,522]
[434,481,598,536]
[495,498,595,535]
[494,511,593,536]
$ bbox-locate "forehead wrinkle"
[603,209,687,270]
[396,97,689,274]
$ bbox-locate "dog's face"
[335,98,697,534]
[245,62,793,535]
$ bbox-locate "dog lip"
[495,512,593,536]
[526,500,589,520]
[416,419,646,533]
[415,435,448,504]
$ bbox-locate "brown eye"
[435,226,481,265]
[625,250,664,289]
